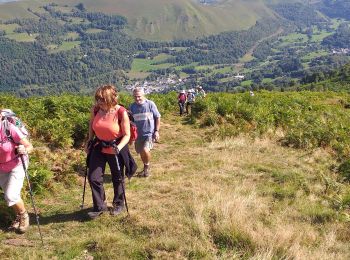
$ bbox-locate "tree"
[75,3,86,12]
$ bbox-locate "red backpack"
[179,93,186,102]
[93,105,138,143]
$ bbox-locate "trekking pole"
[20,155,44,246]
[81,143,92,209]
[80,164,88,209]
[115,154,129,215]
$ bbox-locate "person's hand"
[153,131,160,143]
[16,145,27,155]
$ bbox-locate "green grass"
[5,32,37,42]
[0,23,19,34]
[329,18,344,30]
[301,50,328,62]
[212,66,233,74]
[130,53,179,72]
[240,80,253,87]
[63,32,80,40]
[130,58,158,72]
[278,33,308,47]
[48,41,81,53]
[152,53,173,63]
[310,31,333,42]
[262,78,273,83]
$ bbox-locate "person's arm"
[150,101,161,142]
[153,117,160,142]
[116,110,131,152]
[8,123,33,155]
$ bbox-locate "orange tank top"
[92,106,124,154]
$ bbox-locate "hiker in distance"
[196,85,206,98]
[186,89,196,115]
[0,109,33,233]
[85,85,135,219]
[178,90,187,116]
[130,87,161,177]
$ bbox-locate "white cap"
[0,109,15,117]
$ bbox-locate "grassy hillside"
[0,0,277,40]
[0,109,349,258]
[0,92,349,258]
[0,0,42,19]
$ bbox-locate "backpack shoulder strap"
[117,105,127,124]
[93,105,99,116]
[2,119,13,142]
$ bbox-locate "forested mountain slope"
[302,63,350,91]
[0,0,349,95]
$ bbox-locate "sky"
[0,0,20,3]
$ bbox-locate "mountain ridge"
[0,0,283,40]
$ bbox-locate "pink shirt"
[0,122,26,173]
[92,107,124,154]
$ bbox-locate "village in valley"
[124,73,245,94]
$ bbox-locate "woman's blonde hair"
[95,85,118,108]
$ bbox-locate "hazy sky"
[0,0,19,3]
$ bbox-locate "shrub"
[338,160,350,182]
[342,190,350,209]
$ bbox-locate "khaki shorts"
[0,163,26,206]
[135,136,154,154]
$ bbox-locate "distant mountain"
[316,0,350,20]
[0,0,283,40]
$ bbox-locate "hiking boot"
[88,206,108,219]
[8,214,21,231]
[110,205,124,216]
[142,168,150,177]
[136,169,150,177]
[17,211,30,234]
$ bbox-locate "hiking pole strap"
[20,155,44,245]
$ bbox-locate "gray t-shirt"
[129,99,161,138]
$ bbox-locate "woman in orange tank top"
[85,85,131,219]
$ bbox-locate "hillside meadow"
[0,91,349,259]
[0,0,271,40]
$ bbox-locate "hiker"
[186,89,196,115]
[129,87,161,177]
[85,85,135,219]
[196,86,206,98]
[178,90,187,116]
[0,109,33,233]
